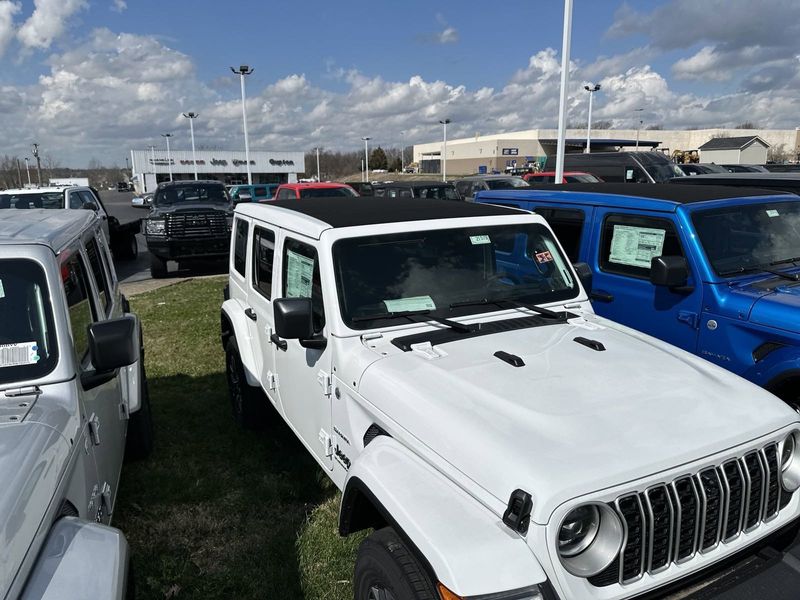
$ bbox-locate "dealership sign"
[501,148,519,156]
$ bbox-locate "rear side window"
[233,219,249,277]
[254,186,267,197]
[534,208,586,262]
[62,254,96,362]
[252,227,276,299]
[599,214,684,278]
[282,238,325,333]
[85,238,111,314]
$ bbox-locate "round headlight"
[557,503,623,578]
[781,432,800,492]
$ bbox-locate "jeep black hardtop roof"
[266,197,522,228]
[518,183,789,204]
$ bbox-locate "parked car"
[117,181,132,192]
[523,171,603,183]
[675,163,730,176]
[273,182,358,200]
[476,183,800,408]
[222,195,800,600]
[144,180,234,278]
[0,209,152,599]
[454,175,529,201]
[543,151,686,183]
[228,183,279,203]
[762,164,800,173]
[344,181,375,196]
[0,186,140,261]
[721,164,771,173]
[670,172,800,195]
[372,180,461,200]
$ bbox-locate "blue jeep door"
[590,209,703,351]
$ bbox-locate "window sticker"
[285,250,315,298]
[534,250,553,263]
[383,295,436,312]
[469,235,491,245]
[0,342,40,367]
[0,279,4,299]
[609,224,666,268]
[766,209,780,218]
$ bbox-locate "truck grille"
[589,443,790,587]
[165,211,227,238]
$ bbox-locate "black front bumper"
[146,236,230,260]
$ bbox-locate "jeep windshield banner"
[286,250,315,298]
[609,225,666,268]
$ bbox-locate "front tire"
[149,254,167,279]
[354,528,437,600]
[225,339,266,429]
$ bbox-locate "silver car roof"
[0,209,95,250]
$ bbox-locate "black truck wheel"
[354,528,438,600]
[126,361,153,460]
[149,254,167,279]
[225,339,267,429]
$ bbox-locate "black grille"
[166,211,227,238]
[589,443,790,587]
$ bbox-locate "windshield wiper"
[449,297,565,320]
[719,263,800,281]
[351,309,476,333]
[770,257,800,267]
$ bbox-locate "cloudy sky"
[0,0,798,167]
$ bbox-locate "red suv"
[271,183,358,200]
[523,171,602,183]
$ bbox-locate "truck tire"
[122,233,139,261]
[225,339,267,430]
[150,254,167,279]
[125,361,154,461]
[354,528,438,600]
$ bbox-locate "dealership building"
[129,149,305,193]
[413,127,800,175]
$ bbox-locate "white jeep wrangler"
[221,197,800,600]
[0,210,152,599]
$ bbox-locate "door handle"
[244,308,257,321]
[590,290,614,302]
[270,333,288,351]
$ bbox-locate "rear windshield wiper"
[351,309,476,333]
[449,297,565,320]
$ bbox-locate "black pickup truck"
[143,180,234,278]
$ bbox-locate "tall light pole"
[183,112,199,180]
[161,133,173,181]
[31,143,42,186]
[148,144,156,191]
[634,108,644,150]
[554,0,573,185]
[231,65,254,184]
[399,131,406,173]
[315,147,321,181]
[24,158,31,185]
[584,84,600,154]
[439,119,450,182]
[362,137,370,182]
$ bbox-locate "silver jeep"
[0,209,152,599]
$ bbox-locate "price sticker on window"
[0,342,40,368]
[766,209,780,218]
[469,235,491,245]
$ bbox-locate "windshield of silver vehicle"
[0,192,64,209]
[692,201,800,276]
[333,223,578,329]
[154,184,229,205]
[0,260,58,385]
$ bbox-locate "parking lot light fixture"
[584,84,601,154]
[183,112,199,180]
[362,137,370,182]
[554,0,574,185]
[161,133,173,181]
[634,108,644,150]
[24,157,31,185]
[231,65,254,185]
[439,119,451,182]
[31,142,42,186]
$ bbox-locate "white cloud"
[438,27,458,44]
[112,0,127,12]
[0,0,20,57]
[17,0,87,50]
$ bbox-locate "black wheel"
[125,234,139,260]
[354,528,437,600]
[225,339,267,429]
[149,254,167,279]
[126,361,153,460]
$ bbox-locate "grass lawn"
[115,277,365,599]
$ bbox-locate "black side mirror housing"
[82,315,139,389]
[573,262,593,293]
[274,298,314,340]
[650,256,689,288]
[82,201,99,212]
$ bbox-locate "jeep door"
[588,209,703,351]
[272,236,333,468]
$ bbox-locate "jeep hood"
[748,283,800,334]
[357,315,796,524]
[0,421,70,598]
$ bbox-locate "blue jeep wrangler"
[476,183,800,407]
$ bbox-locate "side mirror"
[83,201,99,212]
[82,316,139,389]
[274,298,314,340]
[573,262,593,294]
[235,192,252,204]
[650,256,690,289]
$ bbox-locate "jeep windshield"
[333,223,579,329]
[636,153,686,182]
[692,200,800,277]
[0,259,58,386]
[0,192,64,209]
[154,184,230,206]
